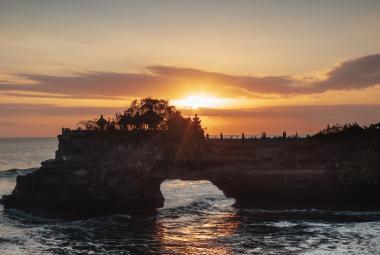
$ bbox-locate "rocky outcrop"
[1,131,168,216]
[203,140,380,208]
[1,129,380,217]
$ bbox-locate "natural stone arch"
[159,179,234,209]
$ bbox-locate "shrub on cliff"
[357,124,380,184]
[313,123,364,139]
[316,122,380,184]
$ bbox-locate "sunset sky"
[1,0,380,137]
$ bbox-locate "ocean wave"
[243,208,380,216]
[236,208,380,225]
[268,221,299,228]
[242,208,323,215]
[332,210,380,217]
[159,197,225,218]
[2,209,60,225]
[0,168,37,178]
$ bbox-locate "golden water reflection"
[154,211,240,254]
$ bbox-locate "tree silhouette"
[115,113,127,131]
[96,115,107,131]
[191,114,204,139]
[141,109,162,130]
[133,112,143,130]
[77,119,97,130]
[77,98,206,153]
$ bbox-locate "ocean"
[0,138,380,254]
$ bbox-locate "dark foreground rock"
[2,129,380,217]
[1,163,164,217]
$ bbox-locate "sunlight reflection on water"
[156,180,238,254]
[1,176,380,254]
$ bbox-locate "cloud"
[148,53,380,95]
[183,105,380,135]
[2,103,379,125]
[0,53,380,98]
[0,72,174,98]
[0,121,19,126]
[0,103,122,117]
[313,53,380,92]
[0,92,126,100]
[183,104,380,121]
[147,65,297,95]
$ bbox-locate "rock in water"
[2,129,380,217]
[1,131,168,217]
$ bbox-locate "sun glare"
[172,95,225,109]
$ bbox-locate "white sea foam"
[269,221,299,228]
[1,138,380,254]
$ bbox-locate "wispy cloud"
[148,53,380,95]
[0,121,19,126]
[0,103,121,117]
[0,72,173,99]
[0,53,379,99]
[1,103,379,127]
[183,105,380,121]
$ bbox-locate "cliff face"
[203,140,379,208]
[1,131,168,216]
[1,130,379,216]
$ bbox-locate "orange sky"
[1,1,380,137]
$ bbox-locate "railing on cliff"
[61,128,309,141]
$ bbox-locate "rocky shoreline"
[1,129,380,217]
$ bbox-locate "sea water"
[0,138,380,254]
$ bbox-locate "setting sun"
[172,95,225,109]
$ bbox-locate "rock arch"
[2,131,380,217]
